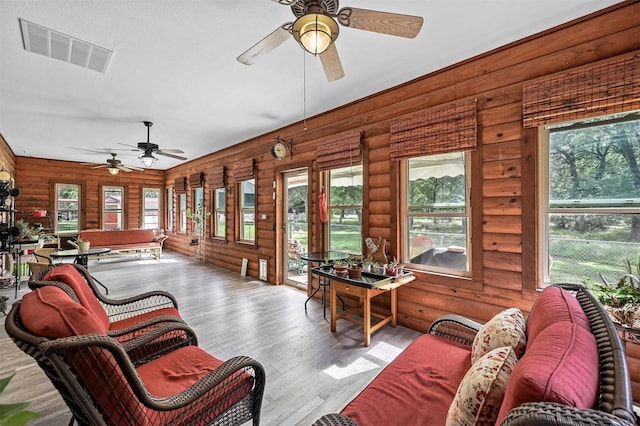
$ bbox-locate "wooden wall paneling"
[0,133,16,178]
[8,2,640,401]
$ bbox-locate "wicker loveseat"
[314,284,636,426]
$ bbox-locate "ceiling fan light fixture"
[292,13,338,55]
[108,167,120,175]
[140,153,157,168]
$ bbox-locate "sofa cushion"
[496,321,599,423]
[20,286,104,338]
[446,346,517,426]
[110,307,182,332]
[471,308,526,363]
[43,264,110,328]
[80,229,156,246]
[341,334,472,426]
[526,286,590,342]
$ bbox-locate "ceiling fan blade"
[121,163,144,171]
[337,7,423,39]
[319,43,345,82]
[118,142,143,151]
[156,150,188,161]
[91,164,108,169]
[237,23,293,65]
[158,148,185,154]
[271,0,297,5]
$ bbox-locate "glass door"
[283,169,309,288]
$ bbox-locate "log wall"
[6,2,640,399]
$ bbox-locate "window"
[541,112,640,286]
[238,179,255,242]
[103,186,124,230]
[166,188,173,232]
[403,152,470,275]
[142,188,160,230]
[191,187,204,237]
[55,183,80,234]
[328,165,362,254]
[213,187,226,238]
[179,193,187,233]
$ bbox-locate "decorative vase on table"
[78,241,90,252]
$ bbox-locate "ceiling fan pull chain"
[303,50,308,131]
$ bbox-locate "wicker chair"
[5,287,266,426]
[29,263,195,365]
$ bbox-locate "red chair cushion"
[526,286,590,342]
[341,334,472,425]
[43,264,110,328]
[496,321,599,423]
[20,286,105,338]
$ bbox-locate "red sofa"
[79,229,167,259]
[314,285,635,426]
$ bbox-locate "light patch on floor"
[367,341,404,363]
[136,258,179,264]
[324,358,380,380]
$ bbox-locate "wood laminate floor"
[0,251,421,426]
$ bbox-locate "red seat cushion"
[526,286,590,342]
[341,334,472,426]
[110,307,182,332]
[43,264,110,328]
[496,321,599,423]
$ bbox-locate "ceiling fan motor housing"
[291,0,338,17]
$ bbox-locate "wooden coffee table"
[312,267,415,346]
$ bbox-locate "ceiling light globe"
[108,167,120,175]
[292,14,339,55]
[141,154,156,168]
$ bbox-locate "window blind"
[174,177,187,194]
[389,98,477,160]
[316,129,363,170]
[189,172,203,188]
[207,165,225,189]
[233,158,254,182]
[523,53,640,128]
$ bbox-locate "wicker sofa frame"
[313,284,636,426]
[5,294,266,426]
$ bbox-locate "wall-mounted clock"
[270,137,292,160]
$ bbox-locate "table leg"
[391,287,397,327]
[330,279,337,333]
[363,291,372,347]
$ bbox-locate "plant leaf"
[0,408,41,426]
[0,375,14,395]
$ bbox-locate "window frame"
[53,182,81,235]
[236,179,256,244]
[400,152,472,278]
[102,185,125,230]
[178,193,187,234]
[538,113,640,287]
[327,165,363,255]
[142,187,161,230]
[166,188,174,233]
[212,187,226,239]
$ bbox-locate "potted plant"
[186,205,211,244]
[361,256,374,273]
[332,259,348,277]
[372,261,386,275]
[348,263,362,279]
[320,257,332,270]
[584,256,640,327]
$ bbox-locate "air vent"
[19,19,112,73]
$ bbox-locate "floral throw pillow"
[446,346,517,426]
[471,308,526,363]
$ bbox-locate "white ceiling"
[0,0,623,171]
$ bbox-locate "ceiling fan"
[237,0,424,81]
[82,153,144,175]
[119,121,187,168]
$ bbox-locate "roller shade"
[316,129,363,170]
[208,165,225,189]
[189,172,203,188]
[233,158,254,182]
[390,98,477,160]
[174,177,187,194]
[523,53,640,128]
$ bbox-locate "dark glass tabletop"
[299,251,349,263]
